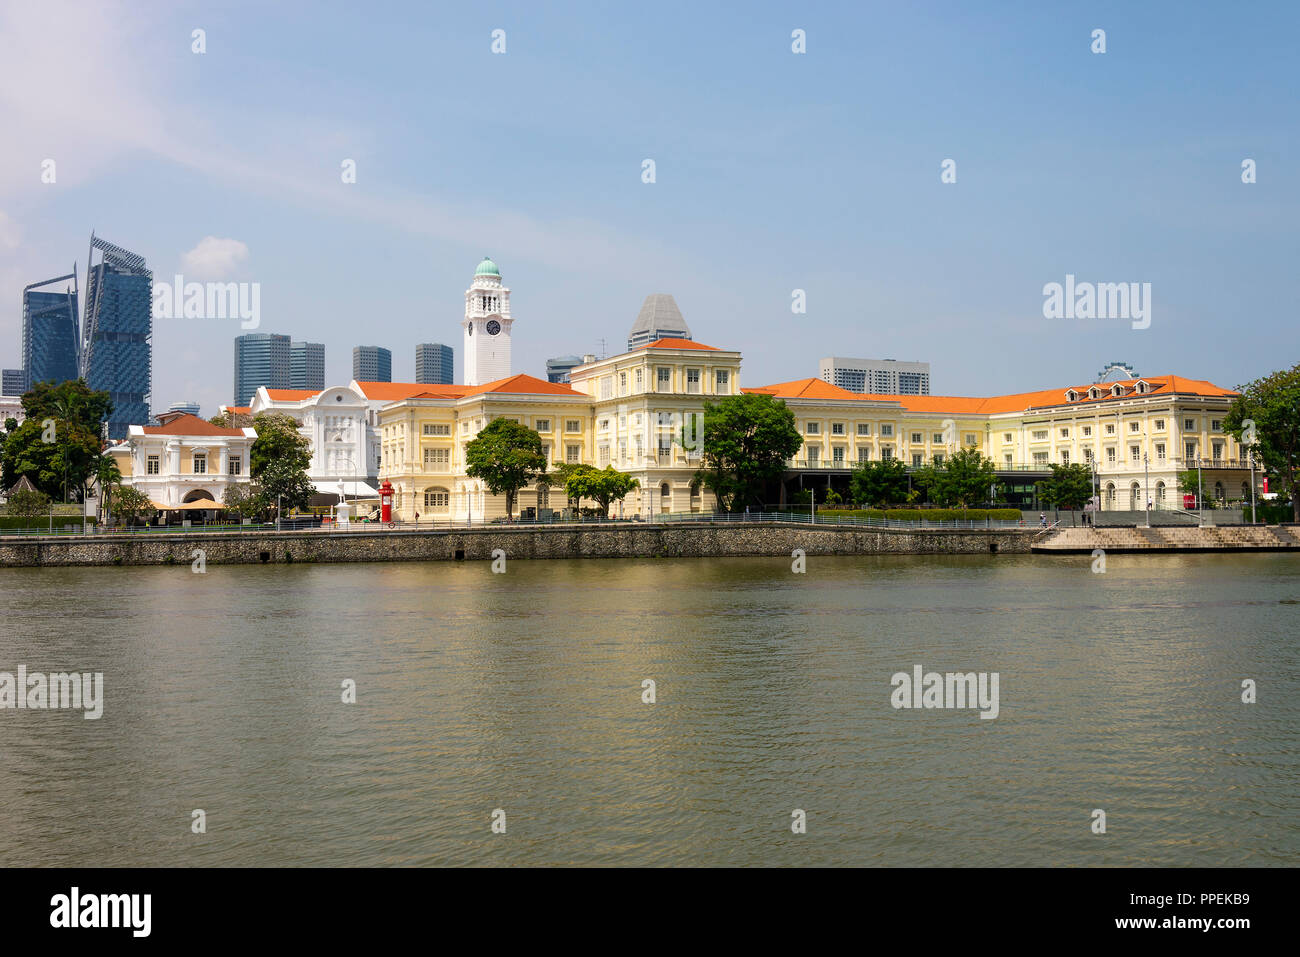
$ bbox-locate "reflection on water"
[0,553,1296,866]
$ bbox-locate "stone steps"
[1035,525,1300,551]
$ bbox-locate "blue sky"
[1,0,1296,414]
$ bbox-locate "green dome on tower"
[474,257,500,277]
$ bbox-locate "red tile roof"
[354,381,471,401]
[633,337,721,352]
[263,389,323,400]
[142,413,247,436]
[462,373,585,397]
[745,375,1238,415]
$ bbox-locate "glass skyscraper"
[353,345,391,383]
[2,369,25,396]
[291,341,325,391]
[415,343,454,385]
[234,333,291,406]
[81,235,152,439]
[22,270,81,394]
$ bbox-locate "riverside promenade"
[0,518,1035,567]
[1033,524,1300,553]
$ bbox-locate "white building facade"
[462,258,513,386]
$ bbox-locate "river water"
[1,553,1296,866]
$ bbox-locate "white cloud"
[181,237,250,279]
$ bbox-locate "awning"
[149,499,222,510]
[331,481,379,498]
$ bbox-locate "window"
[598,418,609,432]
[146,455,160,475]
[1130,421,1140,432]
[598,377,612,399]
[1060,428,1069,438]
[880,424,894,437]
[619,372,628,395]
[965,434,977,446]
[423,488,449,509]
[1106,447,1116,463]
[1032,430,1049,441]
[857,423,871,436]
[1003,433,1012,443]
[1033,451,1048,465]
[858,448,870,463]
[1105,424,1115,435]
[1082,426,1092,437]
[881,446,893,461]
[686,369,701,394]
[1153,419,1165,431]
[228,456,241,476]
[832,422,846,436]
[423,423,451,436]
[933,454,945,465]
[565,420,581,433]
[618,437,627,463]
[566,445,581,464]
[1155,443,1165,461]
[715,370,730,394]
[1083,448,1093,462]
[1130,445,1141,463]
[1211,419,1222,432]
[657,367,671,391]
[193,453,207,474]
[833,447,845,466]
[635,368,643,390]
[1004,454,1012,466]
[911,432,923,444]
[1185,442,1196,460]
[460,421,470,434]
[1212,442,1223,461]
[424,447,450,468]
[1061,450,1070,464]
[912,453,923,466]
[806,447,819,465]
[598,445,610,465]
[806,422,820,435]
[1184,419,1195,431]
[936,433,946,444]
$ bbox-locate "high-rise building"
[81,235,152,439]
[353,346,392,383]
[22,270,81,395]
[234,333,291,406]
[462,258,513,386]
[2,369,25,396]
[415,343,454,385]
[818,357,931,395]
[166,400,202,417]
[627,294,691,351]
[545,355,583,384]
[291,341,325,391]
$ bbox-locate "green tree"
[112,486,155,525]
[464,418,547,519]
[1037,463,1093,510]
[94,454,122,523]
[6,487,51,517]
[3,380,112,501]
[564,465,640,517]
[222,482,263,520]
[1224,363,1300,521]
[849,457,910,507]
[257,457,317,515]
[695,393,802,512]
[250,412,311,477]
[928,447,999,508]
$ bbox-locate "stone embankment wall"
[0,523,1034,567]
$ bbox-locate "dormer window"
[1065,390,1079,402]
[1134,380,1150,394]
[1089,387,1102,399]
[1111,384,1125,397]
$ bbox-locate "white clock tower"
[462,257,513,386]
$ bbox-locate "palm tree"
[94,454,122,524]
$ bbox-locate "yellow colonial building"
[106,411,257,512]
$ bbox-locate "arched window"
[1105,482,1116,507]
[1130,482,1141,510]
[537,485,550,508]
[1241,482,1250,500]
[1214,482,1224,502]
[1156,481,1166,504]
[423,487,450,509]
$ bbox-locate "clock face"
[486,320,501,336]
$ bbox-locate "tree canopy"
[2,380,112,501]
[563,465,639,516]
[694,393,802,512]
[1037,463,1094,510]
[464,418,547,519]
[849,457,910,507]
[920,447,999,508]
[1224,362,1300,521]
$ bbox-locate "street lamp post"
[1249,452,1257,524]
[1142,450,1150,528]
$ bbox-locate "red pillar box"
[380,480,394,522]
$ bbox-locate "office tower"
[818,357,931,395]
[165,400,202,417]
[545,355,583,384]
[81,235,152,439]
[353,345,392,383]
[627,294,692,351]
[234,333,291,406]
[415,343,454,385]
[291,341,325,391]
[22,270,81,394]
[3,369,27,396]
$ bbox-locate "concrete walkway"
[1034,524,1300,552]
